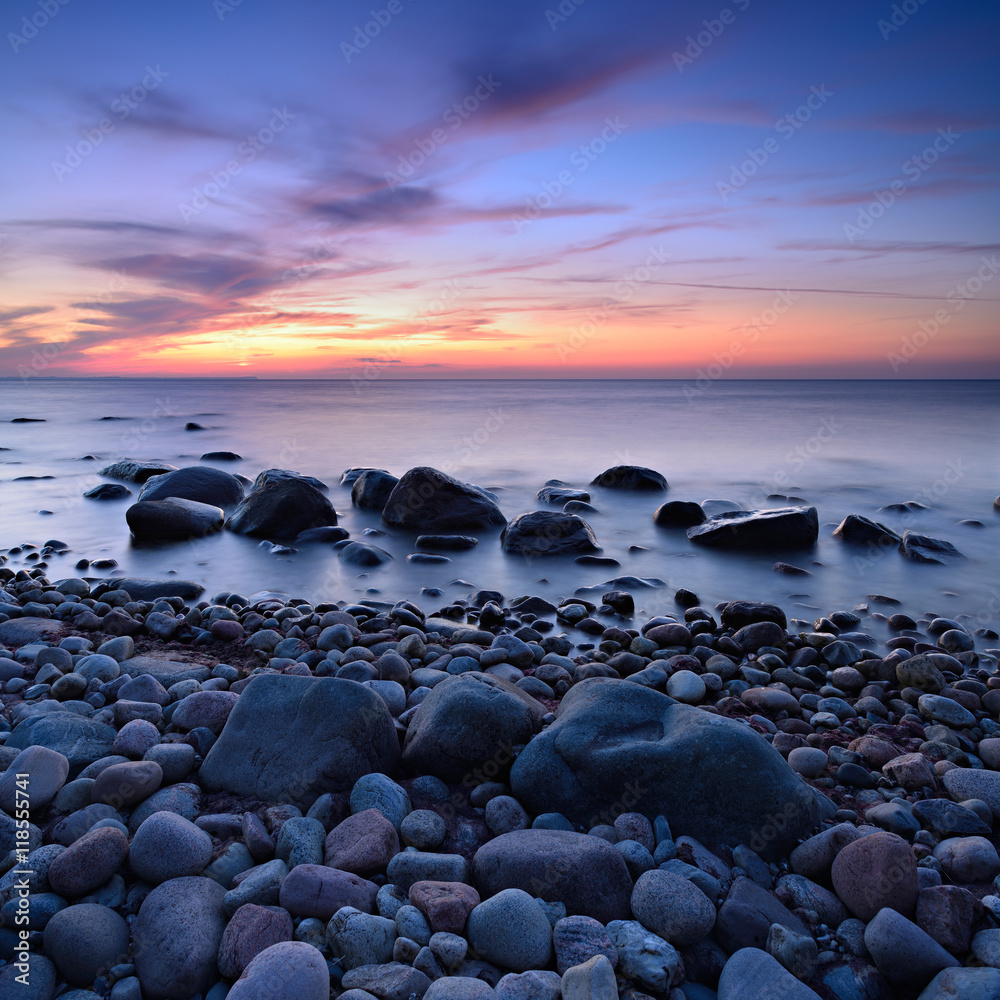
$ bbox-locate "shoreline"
[0,562,999,999]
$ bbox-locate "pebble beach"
[1,454,1000,1000]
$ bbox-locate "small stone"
[467,888,552,972]
[130,811,213,884]
[561,954,618,1000]
[630,869,715,946]
[400,809,447,850]
[409,880,481,935]
[226,940,330,1000]
[831,831,919,920]
[43,902,130,986]
[217,903,294,979]
[605,919,678,993]
[933,836,1000,883]
[864,907,961,992]
[279,864,377,919]
[788,747,827,778]
[326,906,397,970]
[552,915,618,975]
[47,826,128,897]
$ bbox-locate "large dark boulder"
[382,467,506,532]
[687,506,818,549]
[126,498,224,542]
[99,459,177,482]
[338,541,393,566]
[138,466,244,507]
[832,514,900,546]
[654,501,705,528]
[5,714,116,776]
[351,469,400,512]
[402,673,545,783]
[93,578,204,601]
[473,829,632,923]
[500,511,600,556]
[510,678,818,858]
[590,466,667,490]
[720,601,787,629]
[253,468,328,491]
[227,479,337,540]
[200,675,399,809]
[899,530,962,563]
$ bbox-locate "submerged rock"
[138,465,244,507]
[99,459,177,482]
[501,511,600,556]
[833,513,900,546]
[126,498,224,542]
[382,466,506,532]
[687,506,819,549]
[227,478,337,540]
[590,465,667,490]
[899,530,963,563]
[352,469,400,511]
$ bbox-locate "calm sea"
[1,379,998,634]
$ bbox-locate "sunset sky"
[1,0,997,378]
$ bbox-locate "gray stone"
[917,967,1000,1000]
[511,678,818,858]
[0,745,69,812]
[473,829,632,923]
[126,498,225,542]
[631,869,715,946]
[227,477,337,540]
[424,979,495,999]
[552,915,617,975]
[138,465,244,506]
[900,530,962,563]
[133,876,228,1000]
[864,907,961,992]
[200,674,399,808]
[591,466,667,490]
[560,955,617,1000]
[467,888,552,972]
[130,811,213,884]
[226,940,330,1000]
[47,826,128,897]
[99,459,177,482]
[498,969,563,1000]
[4,713,116,775]
[327,906,397,970]
[403,672,544,784]
[224,859,288,917]
[351,773,411,831]
[42,902,130,986]
[118,655,211,685]
[605,919,678,993]
[0,953,56,1000]
[717,947,822,1000]
[943,768,1000,819]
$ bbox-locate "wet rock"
[900,530,963,563]
[84,483,132,500]
[501,511,600,557]
[832,514,900,546]
[227,478,337,540]
[717,947,822,1000]
[687,506,819,549]
[352,470,400,512]
[130,811,213,884]
[653,501,705,527]
[590,466,667,491]
[138,465,244,506]
[831,831,919,921]
[99,460,177,483]
[382,467,506,532]
[126,498,224,542]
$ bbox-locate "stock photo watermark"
[878,0,931,40]
[683,289,799,401]
[512,117,628,231]
[555,246,670,362]
[52,66,169,180]
[385,75,501,188]
[888,255,999,371]
[8,0,72,53]
[672,0,751,72]
[843,127,960,242]
[340,0,414,63]
[717,85,833,200]
[178,107,296,222]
